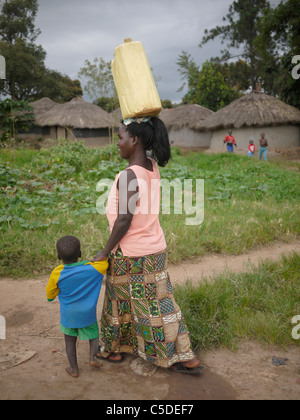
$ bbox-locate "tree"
[210,58,252,93]
[0,0,81,101]
[0,0,46,99]
[176,51,199,94]
[93,96,119,113]
[0,37,46,99]
[185,60,237,111]
[161,99,174,109]
[256,0,300,108]
[35,71,83,103]
[200,0,275,91]
[0,98,34,141]
[0,0,40,44]
[78,57,116,101]
[176,52,245,109]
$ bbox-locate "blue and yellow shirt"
[46,260,108,329]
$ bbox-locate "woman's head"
[121,117,171,167]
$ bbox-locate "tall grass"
[174,252,300,350]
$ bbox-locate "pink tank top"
[106,158,167,257]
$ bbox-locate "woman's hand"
[92,250,108,262]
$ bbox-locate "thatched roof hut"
[32,97,114,147]
[198,91,300,131]
[31,97,57,121]
[110,104,215,150]
[160,104,214,131]
[198,92,300,152]
[159,104,214,149]
[17,98,57,143]
[38,97,114,129]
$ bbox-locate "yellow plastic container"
[111,39,162,120]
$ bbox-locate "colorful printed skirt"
[99,248,196,368]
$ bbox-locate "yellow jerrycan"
[111,39,162,120]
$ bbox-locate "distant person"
[224,129,237,153]
[259,133,268,161]
[46,235,108,378]
[248,138,256,158]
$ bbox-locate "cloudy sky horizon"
[35,0,281,103]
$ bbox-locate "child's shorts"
[227,144,234,152]
[60,322,99,340]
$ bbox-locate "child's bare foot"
[89,359,102,369]
[66,367,79,378]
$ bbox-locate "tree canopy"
[177,0,300,110]
[0,0,82,101]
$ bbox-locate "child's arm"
[46,265,64,302]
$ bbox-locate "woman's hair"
[124,117,171,167]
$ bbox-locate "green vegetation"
[0,142,299,278]
[1,142,299,350]
[174,252,300,350]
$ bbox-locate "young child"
[248,139,256,157]
[224,129,237,153]
[46,235,108,378]
[259,132,268,161]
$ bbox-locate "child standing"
[46,236,108,378]
[224,129,237,153]
[248,138,256,157]
[259,133,268,161]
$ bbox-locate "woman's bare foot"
[108,353,123,362]
[66,367,79,378]
[182,357,201,369]
[96,350,123,363]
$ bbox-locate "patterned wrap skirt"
[99,248,196,368]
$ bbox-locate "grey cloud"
[35,0,281,102]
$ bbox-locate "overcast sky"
[35,0,281,103]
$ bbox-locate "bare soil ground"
[0,240,300,401]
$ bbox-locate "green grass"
[0,141,300,277]
[174,252,300,350]
[1,142,300,350]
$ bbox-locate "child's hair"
[56,236,81,261]
[124,117,171,167]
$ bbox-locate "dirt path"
[168,239,300,286]
[0,240,300,400]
